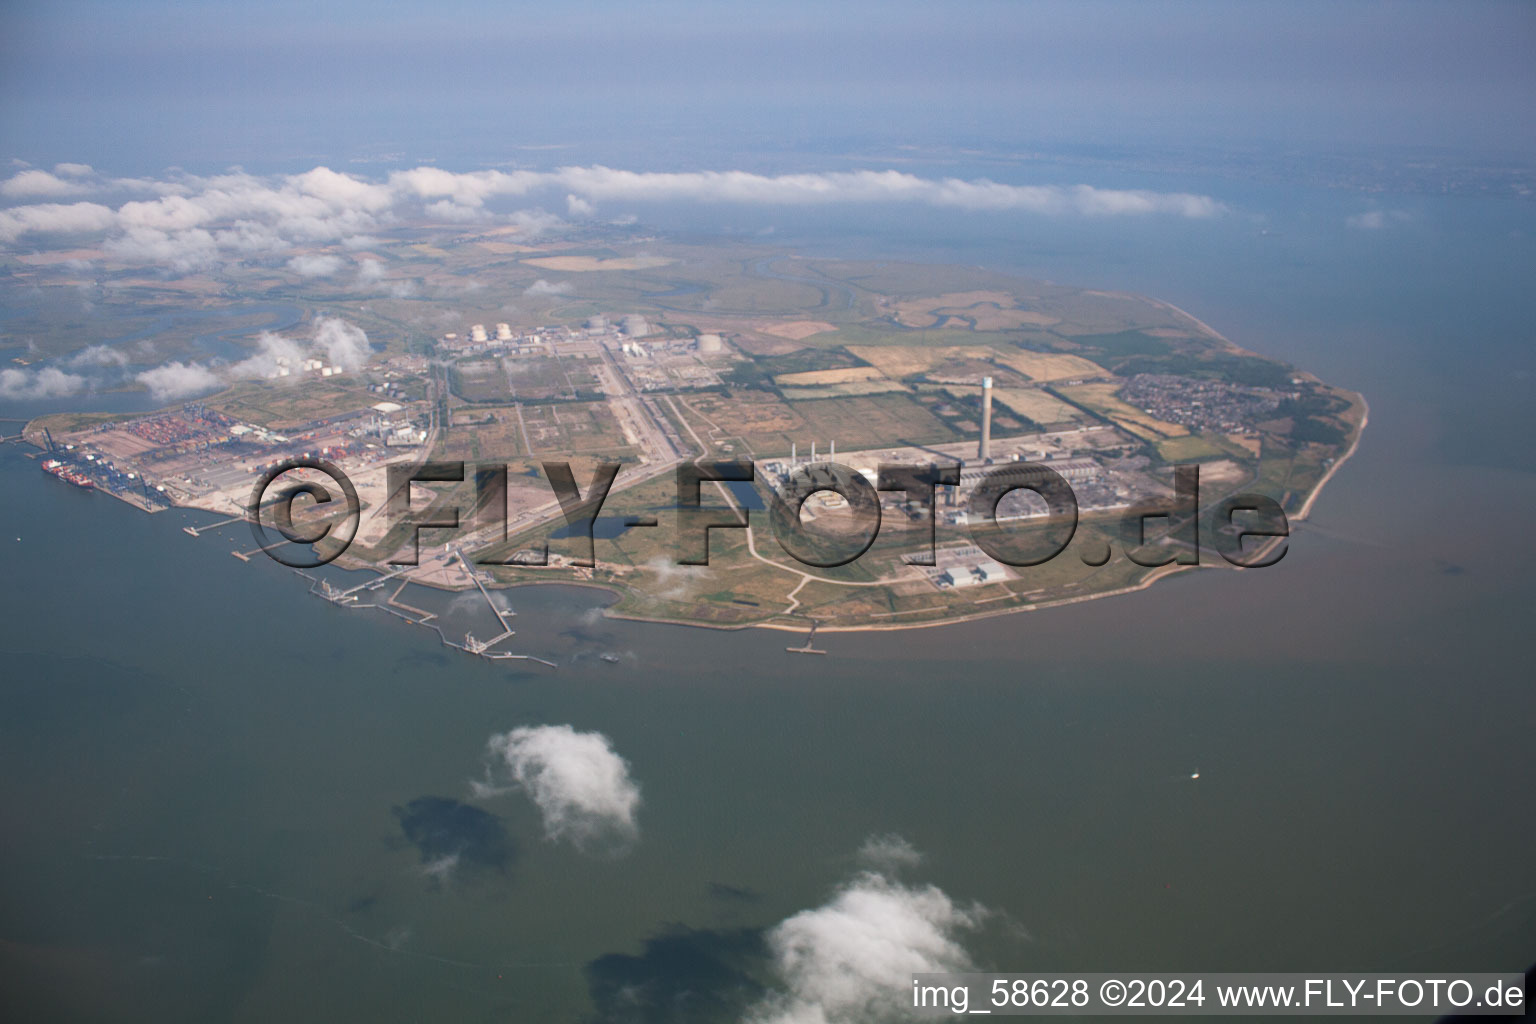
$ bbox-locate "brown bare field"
[522,255,676,272]
[726,331,810,356]
[1224,434,1263,457]
[846,343,1102,384]
[474,241,543,255]
[773,366,888,387]
[1199,458,1247,485]
[990,349,1106,381]
[759,319,837,340]
[846,344,994,379]
[113,277,226,295]
[1057,382,1189,440]
[992,388,1084,425]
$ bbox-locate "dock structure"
[786,620,828,655]
[184,513,250,537]
[311,563,412,604]
[453,547,515,635]
[444,548,519,653]
[287,551,554,668]
[232,540,287,561]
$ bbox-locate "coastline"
[15,294,1370,640]
[16,382,1367,637]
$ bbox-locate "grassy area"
[1154,433,1240,462]
[209,378,380,430]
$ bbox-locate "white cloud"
[135,361,222,402]
[286,253,345,277]
[386,166,539,207]
[523,278,572,297]
[354,258,416,297]
[0,164,1226,263]
[1346,209,1412,230]
[226,318,371,377]
[314,316,371,370]
[424,199,488,223]
[748,841,987,1024]
[0,202,117,244]
[228,330,307,380]
[105,226,220,273]
[68,344,129,369]
[1,169,93,200]
[472,724,641,854]
[0,366,87,399]
[856,833,924,873]
[549,166,1225,218]
[504,207,565,236]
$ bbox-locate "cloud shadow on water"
[584,925,768,1024]
[391,796,516,883]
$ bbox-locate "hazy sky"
[2,0,1533,172]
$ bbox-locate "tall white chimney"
[979,376,994,461]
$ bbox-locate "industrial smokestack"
[791,442,797,467]
[811,440,816,463]
[979,376,994,461]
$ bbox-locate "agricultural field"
[777,379,910,400]
[758,319,837,340]
[991,387,1087,426]
[1055,381,1190,440]
[772,366,888,387]
[1154,433,1241,462]
[991,348,1107,382]
[846,344,1000,380]
[787,392,957,450]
